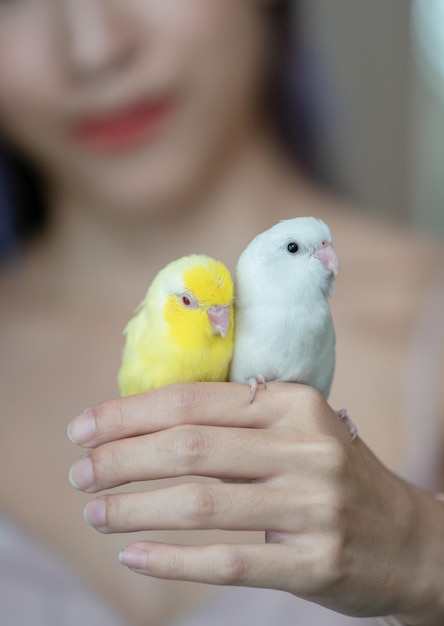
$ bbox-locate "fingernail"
[119,547,148,571]
[69,455,94,491]
[84,498,107,530]
[67,409,96,445]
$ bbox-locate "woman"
[1,1,443,625]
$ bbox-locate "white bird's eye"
[182,295,192,306]
[286,241,299,254]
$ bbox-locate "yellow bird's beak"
[207,305,231,339]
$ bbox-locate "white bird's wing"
[230,300,335,399]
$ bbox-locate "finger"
[83,482,312,534]
[117,540,327,595]
[68,382,268,448]
[69,424,299,492]
[68,381,336,449]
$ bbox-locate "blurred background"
[1,0,443,255]
[298,0,444,237]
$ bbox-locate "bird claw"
[337,408,358,442]
[248,375,267,403]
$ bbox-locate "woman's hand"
[68,382,444,624]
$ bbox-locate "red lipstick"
[73,99,173,152]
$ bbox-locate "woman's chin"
[77,167,202,221]
[67,134,223,218]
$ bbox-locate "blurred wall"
[409,0,444,237]
[299,0,413,225]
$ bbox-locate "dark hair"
[0,0,325,259]
[0,140,46,260]
[269,0,324,176]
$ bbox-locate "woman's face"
[0,0,271,214]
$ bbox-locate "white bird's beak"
[207,305,231,339]
[314,241,339,276]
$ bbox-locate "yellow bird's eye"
[179,293,198,309]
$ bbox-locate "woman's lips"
[72,99,174,152]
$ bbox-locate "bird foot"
[248,375,267,403]
[336,408,358,442]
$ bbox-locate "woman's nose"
[60,0,142,80]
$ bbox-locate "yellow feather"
[118,255,234,396]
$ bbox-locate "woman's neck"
[31,132,311,309]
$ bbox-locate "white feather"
[229,217,337,399]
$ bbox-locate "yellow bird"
[118,254,234,396]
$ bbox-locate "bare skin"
[2,175,444,625]
[69,382,444,624]
[1,1,444,625]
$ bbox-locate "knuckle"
[317,532,347,588]
[162,550,185,578]
[319,489,348,530]
[216,549,251,585]
[278,384,326,424]
[318,436,350,479]
[170,424,209,467]
[182,483,219,525]
[308,386,325,406]
[171,383,201,423]
[298,385,326,411]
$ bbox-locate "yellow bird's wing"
[118,296,167,395]
[119,313,232,396]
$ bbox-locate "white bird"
[229,216,357,439]
[230,217,338,396]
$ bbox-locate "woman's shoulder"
[288,186,444,321]
[277,181,443,318]
[330,203,444,336]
